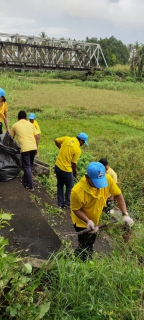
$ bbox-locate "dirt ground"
[0,176,112,262]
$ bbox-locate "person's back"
[99,157,118,214]
[107,166,117,183]
[99,158,117,183]
[54,132,88,208]
[55,136,81,172]
[12,119,37,152]
[33,119,41,134]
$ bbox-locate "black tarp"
[0,132,22,181]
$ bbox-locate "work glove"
[87,220,95,230]
[89,226,99,234]
[122,214,134,227]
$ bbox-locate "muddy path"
[0,176,112,261]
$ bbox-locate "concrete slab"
[0,178,61,259]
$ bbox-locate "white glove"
[89,226,99,234]
[87,220,95,230]
[122,215,134,227]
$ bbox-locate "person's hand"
[89,226,99,233]
[122,215,134,227]
[87,220,95,230]
[73,171,78,179]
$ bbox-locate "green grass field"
[1,73,144,319]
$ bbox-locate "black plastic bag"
[0,132,22,181]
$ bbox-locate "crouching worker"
[70,162,134,261]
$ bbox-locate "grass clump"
[76,80,144,92]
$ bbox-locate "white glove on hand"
[89,226,99,234]
[87,220,95,230]
[122,215,134,227]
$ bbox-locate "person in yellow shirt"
[55,132,88,208]
[0,88,10,134]
[11,110,39,191]
[70,161,134,261]
[28,113,41,146]
[99,158,117,214]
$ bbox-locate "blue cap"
[28,113,36,120]
[0,88,6,97]
[87,162,108,188]
[77,132,88,145]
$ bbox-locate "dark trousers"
[55,165,73,207]
[0,122,2,134]
[21,150,36,188]
[74,225,97,261]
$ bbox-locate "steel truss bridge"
[0,33,108,72]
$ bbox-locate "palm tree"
[130,44,144,78]
[135,45,144,77]
[39,31,47,39]
[127,43,134,57]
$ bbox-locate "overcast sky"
[0,0,144,45]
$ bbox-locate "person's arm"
[4,110,10,133]
[37,134,40,146]
[115,193,127,213]
[73,208,95,230]
[71,162,78,179]
[34,134,39,149]
[55,139,61,149]
[73,208,89,223]
[115,193,134,226]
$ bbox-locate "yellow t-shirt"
[107,167,117,183]
[0,102,8,122]
[70,173,121,228]
[33,119,41,134]
[55,136,81,172]
[11,119,38,152]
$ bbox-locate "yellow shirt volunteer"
[33,119,41,134]
[0,102,8,122]
[71,173,121,228]
[11,119,38,152]
[107,167,117,183]
[55,136,81,172]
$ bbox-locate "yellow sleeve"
[111,171,117,183]
[32,124,38,136]
[72,149,81,164]
[34,120,41,134]
[55,136,67,145]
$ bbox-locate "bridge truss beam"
[0,33,108,71]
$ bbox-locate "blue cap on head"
[77,132,88,145]
[0,88,6,97]
[87,162,108,188]
[28,113,36,120]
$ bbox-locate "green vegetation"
[0,72,144,319]
[86,36,129,66]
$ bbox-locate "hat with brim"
[0,88,5,97]
[77,132,88,145]
[28,113,36,120]
[87,162,108,188]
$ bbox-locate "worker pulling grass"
[54,132,88,209]
[70,161,134,261]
